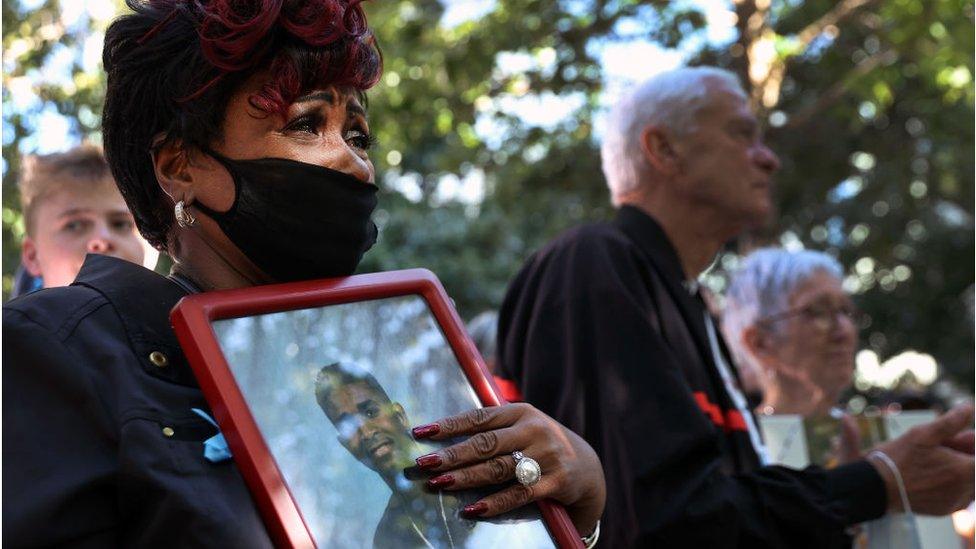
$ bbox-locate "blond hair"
[18,145,115,236]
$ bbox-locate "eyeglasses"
[759,303,861,331]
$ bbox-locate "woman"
[2,0,605,546]
[722,248,864,468]
[722,252,971,549]
[722,248,858,418]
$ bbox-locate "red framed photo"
[171,269,581,548]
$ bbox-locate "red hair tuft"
[176,0,381,112]
[280,0,343,46]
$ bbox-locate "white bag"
[864,512,923,549]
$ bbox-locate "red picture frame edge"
[170,268,583,549]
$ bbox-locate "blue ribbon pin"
[190,408,233,463]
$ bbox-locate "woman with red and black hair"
[3,0,606,547]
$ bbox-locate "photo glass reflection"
[213,295,554,548]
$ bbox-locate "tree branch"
[796,0,877,48]
[783,48,897,130]
[748,0,879,112]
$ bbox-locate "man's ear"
[335,434,354,453]
[21,236,42,277]
[152,137,195,203]
[639,125,681,176]
[392,403,407,425]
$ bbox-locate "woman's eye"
[285,114,320,135]
[345,129,375,151]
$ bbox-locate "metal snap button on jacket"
[149,351,168,368]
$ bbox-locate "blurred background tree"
[3,0,972,393]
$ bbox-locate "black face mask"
[193,149,379,282]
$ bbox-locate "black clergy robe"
[496,205,886,548]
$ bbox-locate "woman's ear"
[742,325,777,363]
[152,138,194,203]
[639,125,681,176]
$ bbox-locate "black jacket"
[497,206,886,548]
[3,255,272,548]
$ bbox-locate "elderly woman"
[2,1,605,546]
[722,248,859,417]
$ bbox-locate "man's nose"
[358,420,378,440]
[754,143,781,175]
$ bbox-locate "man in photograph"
[314,362,474,548]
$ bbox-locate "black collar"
[613,206,714,359]
[613,205,691,288]
[612,206,752,430]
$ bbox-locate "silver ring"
[512,450,542,487]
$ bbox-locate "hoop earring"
[175,200,196,228]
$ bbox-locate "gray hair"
[600,66,746,205]
[722,248,844,365]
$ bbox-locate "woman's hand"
[410,402,606,537]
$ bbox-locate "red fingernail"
[427,474,454,489]
[415,453,442,469]
[461,502,488,518]
[412,423,440,439]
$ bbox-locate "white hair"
[721,248,844,367]
[600,66,746,205]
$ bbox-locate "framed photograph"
[171,269,580,549]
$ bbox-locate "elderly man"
[495,66,974,548]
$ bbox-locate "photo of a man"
[314,362,474,548]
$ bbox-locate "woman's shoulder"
[5,283,109,338]
[4,254,174,339]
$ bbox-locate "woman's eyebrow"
[347,102,365,118]
[292,91,365,118]
[295,91,335,104]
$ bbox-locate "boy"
[17,145,156,291]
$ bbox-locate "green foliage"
[358,0,681,313]
[2,0,972,390]
[716,0,974,388]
